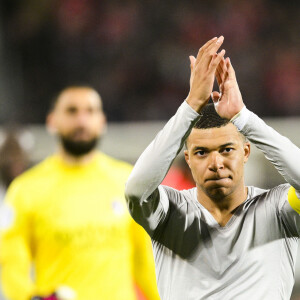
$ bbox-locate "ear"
[243,142,251,163]
[46,112,57,135]
[184,150,191,169]
[99,112,107,135]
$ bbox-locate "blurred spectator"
[263,48,300,115]
[0,130,29,198]
[0,0,300,123]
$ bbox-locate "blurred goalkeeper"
[0,86,160,300]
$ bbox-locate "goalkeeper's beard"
[59,135,99,157]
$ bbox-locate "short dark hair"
[49,85,101,113]
[185,103,246,148]
[194,103,229,129]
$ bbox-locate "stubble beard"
[59,135,99,157]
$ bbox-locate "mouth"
[70,130,91,140]
[205,176,232,184]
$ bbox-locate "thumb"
[189,55,196,71]
[211,91,221,103]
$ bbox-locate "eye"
[87,107,94,113]
[222,147,233,153]
[196,150,206,156]
[87,107,100,115]
[66,107,77,114]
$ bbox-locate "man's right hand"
[186,36,225,113]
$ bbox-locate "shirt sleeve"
[232,106,300,191]
[278,186,300,237]
[269,184,300,238]
[125,101,200,236]
[232,107,300,218]
[0,181,36,300]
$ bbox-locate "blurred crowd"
[0,0,299,124]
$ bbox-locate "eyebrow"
[192,142,236,152]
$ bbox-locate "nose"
[208,152,224,172]
[76,111,90,126]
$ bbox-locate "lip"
[205,176,232,183]
[71,132,91,140]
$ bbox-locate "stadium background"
[0,0,300,299]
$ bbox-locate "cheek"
[92,119,105,134]
[56,121,73,135]
[56,115,76,131]
[91,114,104,127]
[227,156,245,178]
[76,116,102,133]
[189,159,206,182]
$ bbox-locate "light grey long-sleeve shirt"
[125,101,300,300]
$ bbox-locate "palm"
[190,72,215,104]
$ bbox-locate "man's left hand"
[211,57,245,120]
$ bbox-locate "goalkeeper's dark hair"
[48,84,102,113]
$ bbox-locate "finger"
[217,57,226,76]
[226,57,236,81]
[209,49,226,72]
[215,63,225,91]
[216,61,226,90]
[189,55,196,72]
[196,37,218,62]
[211,91,221,104]
[199,37,218,54]
[218,57,229,83]
[216,66,223,89]
[203,36,225,68]
[215,71,224,94]
[218,57,227,74]
[207,36,224,53]
[215,67,222,87]
[216,58,226,84]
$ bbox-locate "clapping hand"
[211,56,245,119]
[186,36,226,113]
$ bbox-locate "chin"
[205,185,234,201]
[209,190,229,201]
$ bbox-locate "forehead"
[55,88,102,111]
[187,123,243,149]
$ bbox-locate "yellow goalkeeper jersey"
[0,152,160,300]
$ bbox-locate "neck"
[197,182,248,227]
[57,146,97,166]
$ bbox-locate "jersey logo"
[111,199,125,216]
